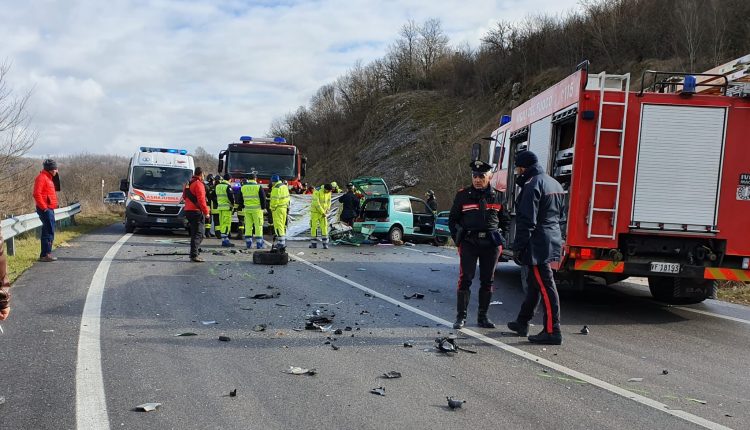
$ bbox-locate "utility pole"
[101,179,104,202]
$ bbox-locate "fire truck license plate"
[650,262,680,274]
[156,218,168,224]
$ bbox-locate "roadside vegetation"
[717,282,750,306]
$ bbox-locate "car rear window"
[363,198,388,219]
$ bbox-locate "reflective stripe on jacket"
[241,181,262,210]
[215,181,232,210]
[311,186,332,215]
[269,181,290,211]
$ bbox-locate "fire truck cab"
[486,56,750,304]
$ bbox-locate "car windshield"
[131,166,193,192]
[227,151,295,178]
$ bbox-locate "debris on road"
[135,403,162,412]
[627,378,643,382]
[430,268,440,272]
[284,366,317,376]
[174,332,198,337]
[334,329,343,335]
[688,398,707,405]
[218,336,231,342]
[370,387,386,396]
[357,268,367,271]
[428,289,440,293]
[306,310,335,324]
[435,336,477,354]
[447,397,465,409]
[403,342,413,348]
[251,324,267,332]
[201,320,218,325]
[489,301,503,305]
[268,269,274,274]
[662,370,669,375]
[251,292,281,299]
[403,293,425,300]
[229,389,237,397]
[0,396,5,406]
[305,322,333,332]
[331,344,340,351]
[580,325,590,335]
[382,371,402,379]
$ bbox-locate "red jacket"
[33,170,58,210]
[184,176,209,216]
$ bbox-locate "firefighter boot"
[255,238,264,249]
[221,236,234,247]
[245,238,253,249]
[477,289,496,328]
[309,239,318,249]
[322,238,329,249]
[453,290,470,329]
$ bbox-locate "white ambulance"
[120,147,195,233]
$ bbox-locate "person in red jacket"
[183,167,210,262]
[0,228,11,320]
[33,159,60,262]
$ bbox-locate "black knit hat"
[514,150,538,168]
[43,159,57,171]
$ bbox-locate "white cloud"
[1,0,580,158]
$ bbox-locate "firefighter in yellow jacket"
[216,174,235,247]
[269,174,290,250]
[310,183,333,249]
[238,173,267,249]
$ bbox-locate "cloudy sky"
[1,0,580,158]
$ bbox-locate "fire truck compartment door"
[528,115,553,173]
[632,104,726,230]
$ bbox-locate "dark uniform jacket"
[339,191,360,219]
[448,185,511,244]
[512,164,565,265]
[426,197,437,212]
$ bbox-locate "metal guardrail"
[1,203,82,256]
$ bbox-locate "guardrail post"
[6,236,14,257]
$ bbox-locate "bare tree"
[192,146,219,175]
[674,0,703,72]
[0,61,35,216]
[417,18,449,78]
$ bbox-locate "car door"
[391,197,414,234]
[410,198,436,236]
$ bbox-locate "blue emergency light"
[240,136,252,142]
[140,147,188,155]
[273,137,287,143]
[500,115,511,126]
[683,75,697,94]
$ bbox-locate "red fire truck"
[484,56,750,304]
[218,136,307,188]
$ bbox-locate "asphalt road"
[1,224,749,429]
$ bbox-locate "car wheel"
[388,226,403,243]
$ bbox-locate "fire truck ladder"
[587,72,631,240]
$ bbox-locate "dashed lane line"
[76,233,132,430]
[403,247,455,259]
[291,252,733,430]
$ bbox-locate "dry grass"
[6,205,123,283]
[717,281,750,306]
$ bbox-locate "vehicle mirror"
[119,179,129,193]
[471,143,481,162]
[492,144,502,165]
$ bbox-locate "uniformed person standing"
[448,160,511,329]
[269,174,290,250]
[506,150,565,345]
[209,175,221,238]
[215,173,235,247]
[238,173,267,249]
[204,174,215,237]
[310,183,333,249]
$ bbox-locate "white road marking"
[672,306,750,326]
[291,253,733,430]
[76,233,131,430]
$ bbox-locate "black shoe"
[507,321,529,337]
[477,317,496,328]
[528,330,562,345]
[453,318,465,329]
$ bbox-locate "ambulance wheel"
[125,218,135,234]
[253,250,289,265]
[648,276,713,305]
[388,226,403,243]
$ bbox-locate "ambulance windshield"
[132,166,193,192]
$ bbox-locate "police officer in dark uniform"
[506,150,565,345]
[448,160,511,329]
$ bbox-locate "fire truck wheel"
[125,218,135,234]
[648,276,713,304]
[253,250,289,265]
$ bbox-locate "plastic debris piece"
[268,270,274,274]
[285,366,317,376]
[580,325,590,335]
[136,403,161,412]
[382,371,402,379]
[201,320,218,325]
[0,396,5,405]
[662,370,669,375]
[435,336,477,354]
[252,324,267,332]
[219,336,231,342]
[334,329,343,335]
[688,398,707,405]
[344,326,353,331]
[175,332,198,337]
[370,387,386,396]
[627,378,643,382]
[297,252,304,255]
[240,306,253,311]
[331,344,340,351]
[229,389,237,397]
[428,289,440,293]
[251,293,280,299]
[430,268,440,272]
[489,301,503,305]
[357,268,367,271]
[403,342,413,348]
[447,397,465,409]
[403,293,425,300]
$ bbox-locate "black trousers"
[517,263,561,334]
[457,239,501,293]
[186,211,205,258]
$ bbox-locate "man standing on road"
[215,174,235,247]
[0,228,12,320]
[310,183,333,249]
[238,172,267,249]
[448,160,511,329]
[269,174,290,250]
[507,150,565,345]
[339,182,359,227]
[183,167,210,263]
[33,159,60,262]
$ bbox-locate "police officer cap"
[43,159,57,170]
[514,150,538,168]
[470,160,491,174]
[426,189,435,196]
[223,173,231,181]
[324,183,333,191]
